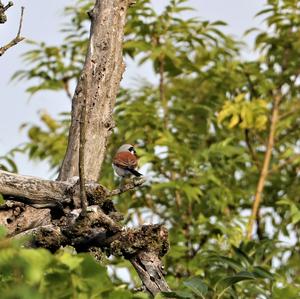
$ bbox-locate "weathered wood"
[0,202,51,236]
[0,170,69,208]
[131,252,171,296]
[13,217,169,268]
[130,226,171,297]
[58,0,129,181]
[0,170,145,209]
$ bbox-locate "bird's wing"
[113,151,138,170]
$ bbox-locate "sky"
[0,0,265,179]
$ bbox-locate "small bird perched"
[112,144,142,178]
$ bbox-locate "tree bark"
[0,170,145,210]
[58,0,128,181]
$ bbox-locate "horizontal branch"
[0,170,70,208]
[109,177,146,196]
[0,170,145,209]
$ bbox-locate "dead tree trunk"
[58,0,127,181]
[0,0,171,297]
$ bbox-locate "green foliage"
[20,111,69,170]
[0,155,18,173]
[218,94,268,131]
[0,229,139,299]
[4,0,300,298]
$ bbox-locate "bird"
[112,144,142,178]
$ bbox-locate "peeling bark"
[0,202,51,236]
[131,252,171,296]
[58,0,128,181]
[0,170,145,210]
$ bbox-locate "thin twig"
[0,1,13,24]
[79,76,88,216]
[3,1,13,12]
[0,6,25,56]
[16,6,24,36]
[246,94,281,240]
[109,177,146,196]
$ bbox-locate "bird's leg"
[119,177,125,192]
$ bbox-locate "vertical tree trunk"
[58,0,128,181]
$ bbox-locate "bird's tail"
[128,168,142,177]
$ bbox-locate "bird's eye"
[129,146,135,153]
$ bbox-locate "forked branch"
[0,1,13,24]
[0,6,24,56]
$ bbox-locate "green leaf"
[103,289,133,299]
[183,276,208,297]
[161,291,194,298]
[56,251,84,270]
[252,266,274,280]
[217,271,256,290]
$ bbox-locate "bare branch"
[62,78,73,100]
[79,74,88,216]
[0,170,145,209]
[0,170,69,208]
[109,177,146,196]
[3,1,13,12]
[0,6,25,56]
[0,1,13,24]
[246,94,281,239]
[16,6,24,36]
[11,212,170,296]
[13,224,56,241]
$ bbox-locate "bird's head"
[117,144,136,154]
